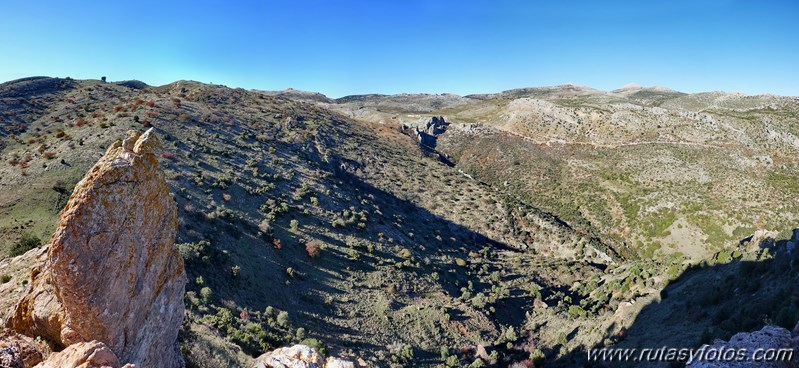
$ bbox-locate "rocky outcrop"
[34,341,132,368]
[0,333,44,367]
[400,116,455,166]
[254,345,355,368]
[9,129,186,367]
[743,229,779,249]
[0,343,24,368]
[324,357,355,368]
[401,116,449,149]
[686,325,798,367]
[0,247,45,329]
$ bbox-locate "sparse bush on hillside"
[11,233,41,256]
[276,311,290,327]
[388,343,414,364]
[176,240,213,264]
[199,287,213,303]
[305,242,321,258]
[300,338,328,356]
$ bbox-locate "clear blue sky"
[1,0,797,97]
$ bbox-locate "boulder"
[10,129,186,367]
[255,345,324,368]
[254,344,355,368]
[0,333,44,367]
[749,230,778,249]
[324,357,355,368]
[687,325,797,367]
[34,341,133,368]
[0,341,24,368]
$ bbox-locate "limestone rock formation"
[686,325,799,367]
[324,357,355,368]
[10,129,186,367]
[401,116,449,149]
[34,341,132,368]
[254,344,355,368]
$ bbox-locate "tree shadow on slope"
[177,158,525,364]
[551,237,799,368]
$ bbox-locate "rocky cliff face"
[686,325,799,367]
[9,129,186,367]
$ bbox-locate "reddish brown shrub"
[305,242,321,258]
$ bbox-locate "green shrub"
[300,338,328,356]
[568,305,587,317]
[11,233,41,256]
[389,343,414,364]
[277,311,290,327]
[1,275,11,283]
[176,240,213,264]
[200,287,213,303]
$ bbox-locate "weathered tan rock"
[255,345,324,368]
[34,341,133,368]
[324,357,355,368]
[254,345,356,368]
[0,247,45,334]
[11,129,186,367]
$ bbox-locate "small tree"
[200,287,213,303]
[277,311,290,327]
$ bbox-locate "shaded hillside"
[552,233,799,367]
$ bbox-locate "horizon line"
[3,75,797,99]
